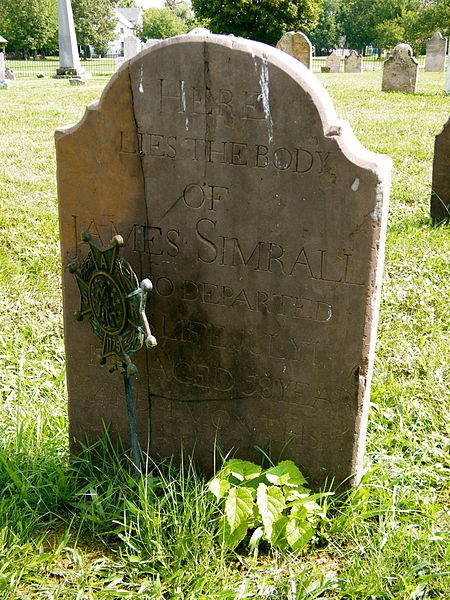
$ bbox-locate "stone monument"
[56,35,391,488]
[276,32,312,70]
[0,51,10,88]
[430,116,450,222]
[382,43,418,93]
[425,32,447,72]
[57,0,84,77]
[325,50,341,73]
[344,50,362,73]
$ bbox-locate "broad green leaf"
[291,496,327,521]
[224,459,262,481]
[256,483,286,541]
[222,520,248,549]
[285,489,311,502]
[225,486,254,531]
[208,477,230,500]
[271,515,289,550]
[285,519,314,551]
[265,460,307,487]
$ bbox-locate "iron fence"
[4,55,121,78]
[5,52,427,79]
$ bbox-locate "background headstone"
[5,66,15,80]
[425,32,447,72]
[57,0,84,76]
[326,50,341,72]
[0,52,10,88]
[124,35,142,61]
[56,35,390,488]
[446,47,450,94]
[276,31,312,70]
[430,116,450,222]
[344,50,362,73]
[382,43,418,93]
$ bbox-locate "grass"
[0,71,449,598]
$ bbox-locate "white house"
[107,7,143,56]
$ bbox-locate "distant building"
[108,7,143,56]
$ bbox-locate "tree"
[309,0,341,53]
[71,0,117,55]
[0,0,57,55]
[337,0,424,52]
[138,8,189,40]
[405,0,450,50]
[191,0,323,46]
[109,0,136,6]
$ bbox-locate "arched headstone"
[344,50,362,73]
[56,35,390,487]
[382,43,418,93]
[425,32,447,72]
[276,31,312,70]
[325,50,341,73]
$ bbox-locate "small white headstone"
[0,52,5,80]
[124,35,142,61]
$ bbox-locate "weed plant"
[0,73,449,598]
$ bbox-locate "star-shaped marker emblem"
[69,230,157,375]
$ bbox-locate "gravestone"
[326,51,341,73]
[276,32,312,70]
[430,116,450,222]
[344,50,362,73]
[57,0,84,76]
[425,32,447,72]
[0,52,10,88]
[124,35,142,61]
[446,48,450,94]
[56,35,391,487]
[5,67,15,80]
[382,43,418,93]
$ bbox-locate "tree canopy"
[310,0,450,54]
[191,0,322,46]
[0,0,56,54]
[138,7,190,40]
[71,0,117,55]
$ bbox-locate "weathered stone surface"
[382,43,418,93]
[5,66,15,80]
[56,35,391,487]
[431,116,450,222]
[425,32,447,72]
[326,51,341,73]
[344,50,362,73]
[0,52,5,80]
[276,32,312,70]
[70,77,86,86]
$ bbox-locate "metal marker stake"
[69,231,157,480]
[123,371,141,479]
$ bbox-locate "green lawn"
[0,72,449,599]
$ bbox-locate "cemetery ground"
[0,72,449,599]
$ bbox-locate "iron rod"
[123,371,141,480]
